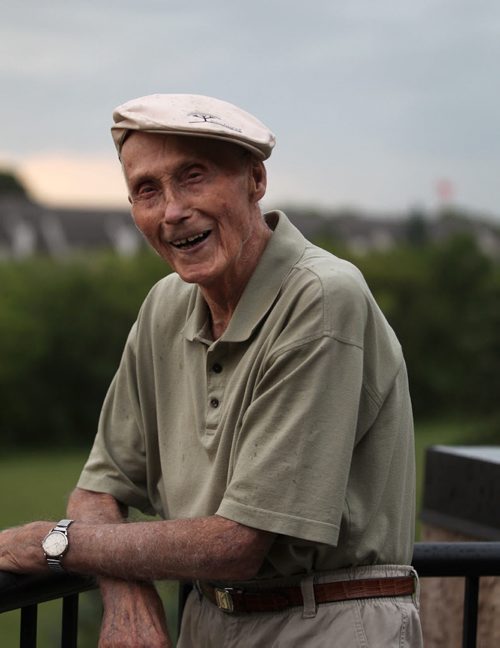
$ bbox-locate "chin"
[176,267,218,286]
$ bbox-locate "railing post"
[61,593,79,648]
[462,575,479,648]
[20,604,37,648]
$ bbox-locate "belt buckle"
[215,587,235,613]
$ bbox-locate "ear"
[248,159,267,202]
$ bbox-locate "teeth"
[172,230,210,248]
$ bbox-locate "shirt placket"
[205,349,226,432]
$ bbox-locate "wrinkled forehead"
[121,131,250,169]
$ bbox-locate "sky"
[1,0,499,219]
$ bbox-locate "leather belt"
[197,575,415,614]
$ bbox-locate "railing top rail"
[412,542,500,577]
[0,571,96,613]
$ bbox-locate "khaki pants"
[177,565,423,647]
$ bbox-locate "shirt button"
[210,398,220,408]
[212,363,223,373]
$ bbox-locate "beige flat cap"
[111,93,276,160]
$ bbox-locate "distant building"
[0,196,144,260]
[280,207,407,254]
[283,206,500,258]
[1,195,500,259]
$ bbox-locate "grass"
[0,419,496,645]
[0,450,87,527]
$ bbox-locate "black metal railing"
[412,542,500,648]
[1,542,500,648]
[0,571,96,648]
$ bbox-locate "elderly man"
[0,94,422,647]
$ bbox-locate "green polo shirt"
[77,211,415,578]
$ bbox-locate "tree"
[0,170,29,197]
[406,208,430,247]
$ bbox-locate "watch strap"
[53,519,74,533]
[46,557,66,573]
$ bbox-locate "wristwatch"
[41,519,74,573]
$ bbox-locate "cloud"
[16,153,129,208]
[1,0,499,216]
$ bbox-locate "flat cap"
[111,93,276,160]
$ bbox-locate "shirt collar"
[183,211,306,343]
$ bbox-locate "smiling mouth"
[170,230,211,249]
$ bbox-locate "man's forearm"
[66,488,150,602]
[0,491,274,581]
[64,514,273,582]
[66,488,128,525]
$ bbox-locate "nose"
[163,191,189,225]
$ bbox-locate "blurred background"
[1,1,499,645]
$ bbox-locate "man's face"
[121,132,267,289]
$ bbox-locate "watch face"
[42,531,68,557]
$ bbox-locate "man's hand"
[0,515,172,648]
[67,488,172,648]
[0,521,52,574]
[98,580,172,648]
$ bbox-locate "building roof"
[0,196,144,259]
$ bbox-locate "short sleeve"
[77,322,155,515]
[217,334,364,546]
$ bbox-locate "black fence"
[0,571,95,648]
[1,542,500,648]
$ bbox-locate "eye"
[139,183,156,195]
[183,165,205,184]
[132,182,158,203]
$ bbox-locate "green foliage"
[0,251,167,447]
[0,170,28,196]
[320,235,500,421]
[405,209,431,247]
[1,233,500,446]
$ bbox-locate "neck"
[201,219,272,339]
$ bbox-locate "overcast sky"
[1,0,499,218]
